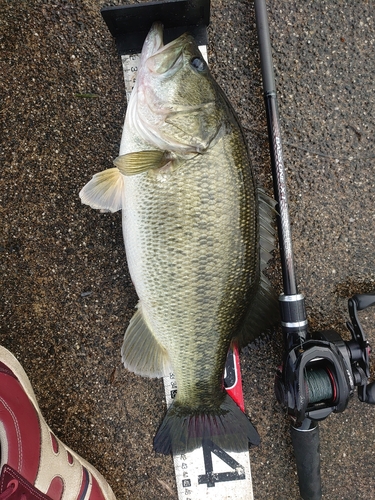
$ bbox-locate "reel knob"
[360,381,375,404]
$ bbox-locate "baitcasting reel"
[275,293,375,424]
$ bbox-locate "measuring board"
[120,47,254,500]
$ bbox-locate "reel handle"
[353,293,375,311]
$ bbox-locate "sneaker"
[0,346,117,500]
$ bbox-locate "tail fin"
[153,394,260,455]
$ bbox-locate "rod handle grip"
[291,423,322,500]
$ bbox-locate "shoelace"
[0,480,27,500]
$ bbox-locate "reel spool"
[305,367,335,405]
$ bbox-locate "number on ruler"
[198,439,246,487]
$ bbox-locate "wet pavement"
[1,1,374,499]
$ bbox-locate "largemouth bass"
[80,23,278,455]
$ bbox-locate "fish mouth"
[143,23,196,75]
[141,22,164,60]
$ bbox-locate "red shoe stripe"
[50,433,59,455]
[46,476,64,500]
[77,467,90,500]
[67,451,74,465]
[88,475,107,500]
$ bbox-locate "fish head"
[128,23,225,154]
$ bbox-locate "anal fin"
[121,305,171,378]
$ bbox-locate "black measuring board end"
[101,0,211,55]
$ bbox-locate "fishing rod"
[254,1,375,499]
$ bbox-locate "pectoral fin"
[113,150,169,175]
[79,167,124,212]
[121,305,171,378]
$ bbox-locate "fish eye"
[190,57,206,72]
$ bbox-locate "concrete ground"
[1,0,374,498]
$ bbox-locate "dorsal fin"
[234,188,279,346]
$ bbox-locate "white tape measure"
[120,46,254,500]
[121,54,141,101]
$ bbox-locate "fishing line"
[305,367,334,404]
